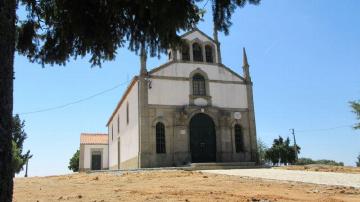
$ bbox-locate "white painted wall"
[152,63,242,82]
[148,78,247,108]
[148,79,189,106]
[149,62,248,108]
[108,82,139,169]
[210,83,248,108]
[83,144,109,169]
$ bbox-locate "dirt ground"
[276,165,360,174]
[14,170,360,202]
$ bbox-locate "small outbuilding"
[79,133,109,171]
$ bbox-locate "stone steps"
[188,162,258,170]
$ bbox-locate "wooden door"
[190,113,216,162]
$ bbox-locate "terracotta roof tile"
[80,133,108,145]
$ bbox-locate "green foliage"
[212,0,260,34]
[11,141,24,175]
[315,159,344,166]
[17,0,261,66]
[11,115,32,175]
[68,150,80,172]
[295,157,344,166]
[257,138,267,165]
[350,100,360,129]
[356,154,360,167]
[295,158,315,165]
[264,136,300,166]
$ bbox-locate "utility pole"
[290,128,298,161]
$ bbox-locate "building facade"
[80,29,258,171]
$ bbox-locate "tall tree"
[0,0,261,200]
[11,115,32,175]
[356,154,360,167]
[265,136,300,166]
[350,100,360,130]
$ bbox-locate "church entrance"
[190,113,216,162]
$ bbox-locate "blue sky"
[14,0,360,176]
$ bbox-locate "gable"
[149,62,244,82]
[181,29,216,44]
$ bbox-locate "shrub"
[295,157,344,166]
[68,150,80,172]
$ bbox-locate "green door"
[91,152,102,170]
[190,113,216,162]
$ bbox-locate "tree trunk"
[0,0,16,201]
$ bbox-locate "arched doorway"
[190,113,216,162]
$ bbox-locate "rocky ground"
[14,169,360,202]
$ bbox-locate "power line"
[296,125,353,133]
[18,80,130,115]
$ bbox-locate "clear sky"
[14,0,360,177]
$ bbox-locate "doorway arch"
[189,113,216,162]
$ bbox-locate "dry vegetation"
[14,170,360,202]
[276,165,360,174]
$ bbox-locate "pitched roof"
[180,28,216,43]
[80,133,108,145]
[106,76,138,126]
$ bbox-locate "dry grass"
[276,164,360,174]
[14,170,360,202]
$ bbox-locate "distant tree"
[11,115,32,175]
[356,154,360,167]
[315,159,343,166]
[265,136,300,166]
[257,138,267,165]
[68,150,80,172]
[350,100,360,130]
[1,1,261,200]
[295,158,315,165]
[296,157,344,166]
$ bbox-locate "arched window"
[192,74,206,96]
[126,102,129,125]
[156,122,166,153]
[192,43,203,62]
[181,44,190,61]
[234,124,244,153]
[205,45,213,63]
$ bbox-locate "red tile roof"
[80,133,108,145]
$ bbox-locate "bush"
[295,157,344,166]
[295,158,315,165]
[257,138,267,165]
[68,150,80,172]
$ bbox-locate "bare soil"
[276,165,360,174]
[14,170,360,202]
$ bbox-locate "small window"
[126,102,129,125]
[111,125,114,141]
[192,74,206,96]
[205,45,213,63]
[181,44,190,61]
[156,122,166,153]
[192,43,203,62]
[235,124,244,152]
[117,115,120,133]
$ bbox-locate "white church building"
[79,29,258,171]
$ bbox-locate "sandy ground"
[14,170,360,202]
[276,165,360,174]
[204,169,360,188]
